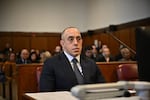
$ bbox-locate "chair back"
[116,64,138,81]
[36,66,42,91]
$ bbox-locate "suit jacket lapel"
[80,57,92,83]
[60,53,77,84]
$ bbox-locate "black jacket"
[40,52,105,92]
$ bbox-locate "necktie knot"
[72,58,78,63]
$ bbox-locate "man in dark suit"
[98,48,115,62]
[40,27,105,92]
[16,49,31,64]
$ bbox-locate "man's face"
[103,48,110,57]
[21,49,29,60]
[85,50,92,58]
[92,45,97,54]
[55,46,61,52]
[10,53,16,61]
[60,28,83,57]
[121,48,131,59]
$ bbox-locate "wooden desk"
[22,91,77,100]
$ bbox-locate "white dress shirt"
[64,51,83,75]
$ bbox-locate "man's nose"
[73,38,78,45]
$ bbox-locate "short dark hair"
[84,45,92,51]
[61,27,79,39]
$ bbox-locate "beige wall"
[0,0,150,32]
[0,0,87,32]
[87,0,150,30]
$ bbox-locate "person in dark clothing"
[29,52,40,63]
[40,27,105,92]
[98,47,115,62]
[16,49,31,64]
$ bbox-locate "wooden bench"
[96,61,137,82]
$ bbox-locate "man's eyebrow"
[68,35,81,38]
[67,36,74,38]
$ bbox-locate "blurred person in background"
[35,49,41,60]
[40,51,52,63]
[53,45,62,56]
[30,49,36,53]
[0,51,6,62]
[118,47,134,61]
[6,52,16,63]
[3,43,13,56]
[16,49,31,64]
[29,52,40,63]
[99,44,108,54]
[83,45,93,59]
[91,44,101,61]
[98,47,114,62]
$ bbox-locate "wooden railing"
[96,61,137,82]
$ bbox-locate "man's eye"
[68,37,74,41]
[77,37,82,41]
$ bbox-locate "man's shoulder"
[81,56,96,64]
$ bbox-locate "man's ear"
[60,40,64,47]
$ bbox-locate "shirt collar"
[64,51,80,63]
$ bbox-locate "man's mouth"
[72,48,80,51]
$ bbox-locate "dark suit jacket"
[39,52,105,92]
[97,55,115,62]
[16,58,31,64]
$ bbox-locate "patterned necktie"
[72,58,84,84]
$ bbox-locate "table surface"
[24,91,140,100]
[25,91,77,100]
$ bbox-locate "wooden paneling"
[13,37,30,52]
[83,28,136,56]
[31,37,48,51]
[108,32,120,55]
[47,36,60,52]
[0,36,12,51]
[0,32,61,53]
[0,28,138,56]
[118,29,131,47]
[0,18,150,54]
[130,28,136,50]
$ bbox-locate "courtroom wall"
[87,0,150,30]
[0,28,134,55]
[0,0,150,32]
[0,33,61,53]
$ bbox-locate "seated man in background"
[0,51,6,62]
[5,52,16,63]
[52,45,62,56]
[83,45,93,59]
[3,43,13,56]
[40,27,105,92]
[91,44,101,61]
[98,47,115,62]
[16,49,31,64]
